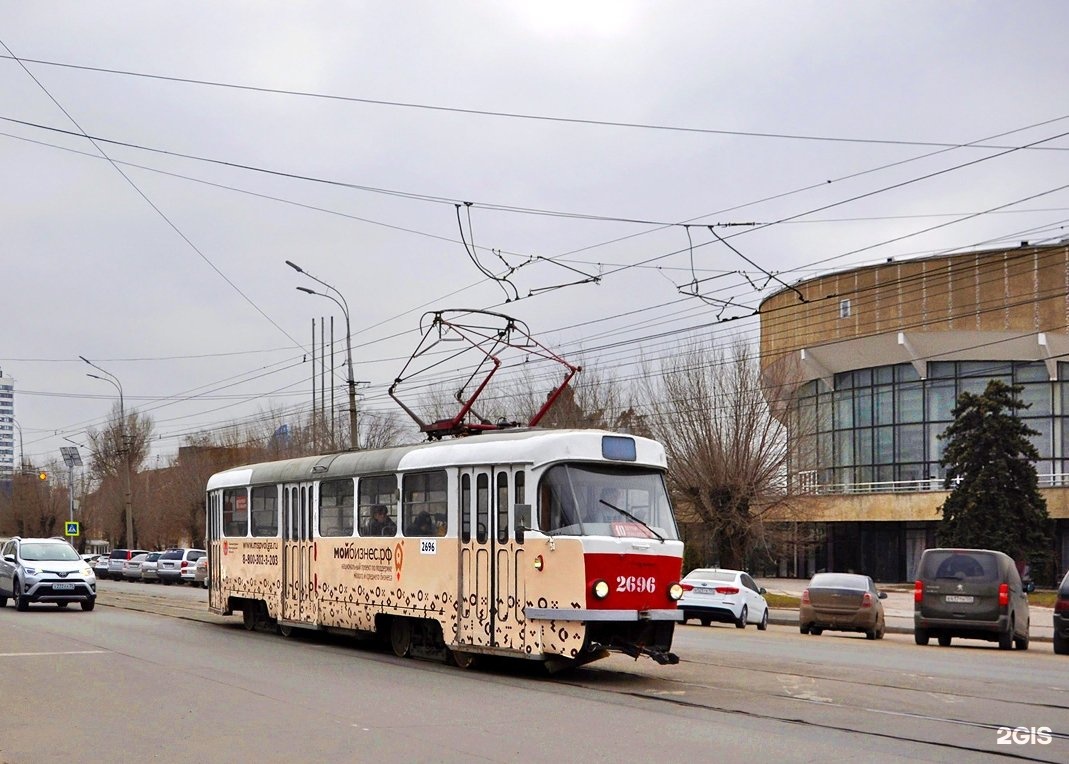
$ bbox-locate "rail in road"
[93,581,1069,762]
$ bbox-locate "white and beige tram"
[205,428,685,669]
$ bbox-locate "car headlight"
[592,579,610,599]
[668,583,684,601]
[22,567,39,578]
[81,567,93,578]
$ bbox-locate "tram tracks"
[565,654,1069,762]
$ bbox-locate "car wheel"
[866,628,877,640]
[735,605,748,629]
[799,623,810,635]
[81,598,95,612]
[56,602,69,609]
[938,634,951,647]
[810,627,823,636]
[998,618,1014,651]
[914,628,929,645]
[1014,634,1029,651]
[699,617,711,627]
[1054,632,1069,655]
[757,608,769,631]
[15,581,29,611]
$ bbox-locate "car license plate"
[945,594,974,603]
[53,583,75,590]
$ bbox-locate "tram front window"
[537,464,678,540]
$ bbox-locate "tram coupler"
[615,642,680,665]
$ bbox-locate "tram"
[205,428,684,669]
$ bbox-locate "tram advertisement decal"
[331,541,405,583]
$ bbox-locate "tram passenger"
[409,510,434,536]
[367,504,397,536]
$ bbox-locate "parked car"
[1051,568,1068,655]
[93,553,111,579]
[106,549,151,581]
[122,553,150,582]
[193,555,209,589]
[81,553,101,566]
[800,572,887,640]
[140,551,163,583]
[679,568,769,629]
[157,548,206,585]
[913,548,1030,650]
[0,536,97,611]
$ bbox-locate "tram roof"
[205,428,666,489]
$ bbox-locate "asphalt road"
[0,580,1066,763]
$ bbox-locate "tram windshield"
[537,463,679,541]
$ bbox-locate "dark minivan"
[1054,569,1069,655]
[914,548,1030,650]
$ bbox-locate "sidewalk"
[755,578,1055,643]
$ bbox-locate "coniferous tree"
[938,379,1053,576]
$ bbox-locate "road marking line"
[0,650,109,658]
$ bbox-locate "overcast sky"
[3,1,1068,470]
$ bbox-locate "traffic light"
[38,470,47,481]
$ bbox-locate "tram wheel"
[447,649,477,669]
[278,623,294,638]
[243,606,258,631]
[390,618,413,658]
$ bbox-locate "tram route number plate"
[945,595,974,603]
[52,583,75,590]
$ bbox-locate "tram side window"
[250,486,278,537]
[359,475,398,536]
[475,473,488,544]
[319,478,355,537]
[403,470,448,536]
[496,472,509,543]
[222,487,248,537]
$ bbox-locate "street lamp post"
[80,356,135,548]
[60,446,83,545]
[286,260,358,450]
[12,417,24,471]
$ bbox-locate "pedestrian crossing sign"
[65,521,80,537]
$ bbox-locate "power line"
[6,54,1069,152]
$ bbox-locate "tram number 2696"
[616,575,656,593]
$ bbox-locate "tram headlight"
[533,555,544,572]
[668,582,684,601]
[592,579,610,599]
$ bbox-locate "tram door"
[281,482,316,625]
[457,465,522,651]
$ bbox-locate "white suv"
[0,537,97,611]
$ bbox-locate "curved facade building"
[759,243,1069,582]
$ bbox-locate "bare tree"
[85,403,153,547]
[643,337,803,570]
[0,462,65,538]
